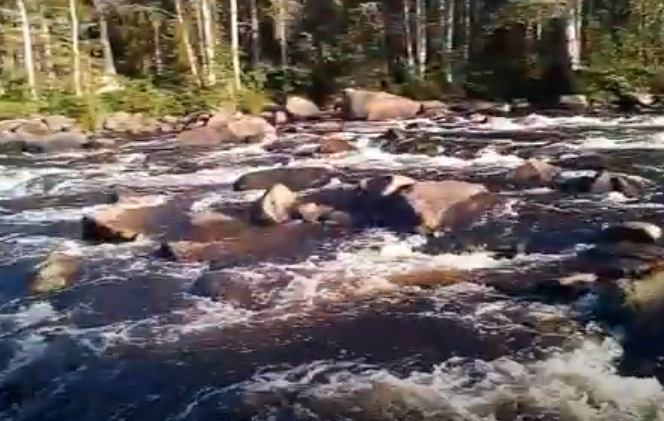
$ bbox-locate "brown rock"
[341,89,422,121]
[251,183,297,225]
[233,167,335,192]
[30,252,81,294]
[512,158,562,185]
[318,133,355,154]
[17,120,51,137]
[157,223,330,263]
[387,268,465,288]
[285,95,320,120]
[178,115,276,145]
[368,179,490,233]
[81,197,176,243]
[360,174,416,197]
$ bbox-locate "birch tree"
[174,0,201,85]
[229,0,241,90]
[69,0,82,95]
[17,0,37,99]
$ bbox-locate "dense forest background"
[1,0,664,120]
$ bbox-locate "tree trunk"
[152,18,164,77]
[250,0,261,68]
[200,0,217,85]
[229,0,241,90]
[414,0,426,78]
[277,0,288,68]
[69,0,82,95]
[174,0,201,85]
[567,0,582,70]
[402,0,415,72]
[17,0,37,99]
[39,5,55,86]
[94,0,117,78]
[442,0,454,83]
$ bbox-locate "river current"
[1,113,664,420]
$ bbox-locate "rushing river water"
[2,113,664,420]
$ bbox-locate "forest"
[1,0,663,121]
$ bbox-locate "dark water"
[1,114,664,420]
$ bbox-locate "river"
[1,113,664,420]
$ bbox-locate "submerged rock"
[558,170,649,197]
[317,133,355,154]
[29,252,82,294]
[233,167,335,192]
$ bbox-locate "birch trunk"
[442,0,454,83]
[194,0,207,80]
[229,0,241,90]
[277,0,288,68]
[174,0,201,85]
[250,0,260,68]
[39,5,55,86]
[17,0,37,99]
[152,18,163,77]
[566,0,582,70]
[69,0,82,95]
[94,1,117,78]
[200,0,217,85]
[414,0,426,78]
[403,0,415,72]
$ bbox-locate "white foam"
[235,338,664,419]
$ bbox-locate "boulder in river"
[178,115,276,145]
[558,170,649,198]
[511,158,562,186]
[594,221,662,245]
[317,133,355,154]
[285,95,321,120]
[23,132,93,153]
[233,167,335,192]
[81,196,175,243]
[341,88,422,121]
[29,252,82,294]
[250,183,298,225]
[359,176,493,233]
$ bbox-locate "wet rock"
[360,177,492,233]
[558,94,588,110]
[29,252,81,294]
[81,197,175,243]
[386,268,465,289]
[285,95,320,120]
[594,221,662,245]
[0,135,27,154]
[176,126,224,144]
[17,120,51,137]
[42,115,78,133]
[511,158,562,186]
[157,222,334,264]
[23,132,93,153]
[0,119,26,133]
[449,100,511,116]
[251,183,297,225]
[558,170,648,197]
[360,174,416,197]
[101,111,145,134]
[378,131,441,156]
[341,88,422,121]
[420,100,447,116]
[206,107,239,128]
[317,133,355,154]
[233,167,335,192]
[178,115,276,145]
